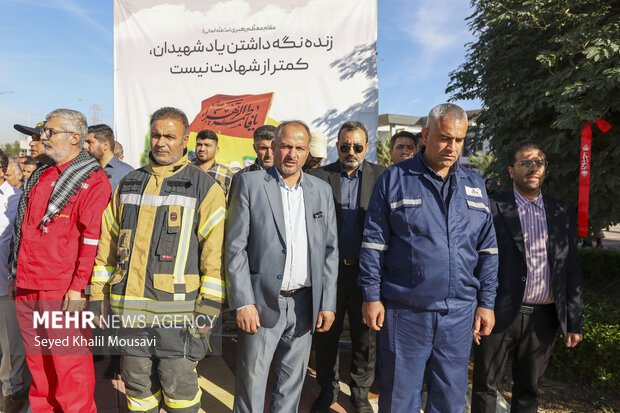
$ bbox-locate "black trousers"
[314,262,376,398]
[471,304,559,413]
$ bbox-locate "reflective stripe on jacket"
[16,164,111,292]
[91,154,226,322]
[359,152,498,312]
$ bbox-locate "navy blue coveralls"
[359,151,498,413]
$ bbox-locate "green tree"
[376,138,391,167]
[140,129,151,167]
[468,150,496,178]
[448,0,620,235]
[1,141,21,157]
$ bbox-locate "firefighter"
[91,107,226,413]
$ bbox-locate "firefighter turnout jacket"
[91,154,226,357]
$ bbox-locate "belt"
[341,258,359,266]
[519,303,555,314]
[280,287,309,297]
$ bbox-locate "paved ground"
[88,338,377,413]
[7,225,619,413]
[6,341,513,412]
[2,338,377,413]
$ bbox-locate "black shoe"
[351,389,374,413]
[104,355,121,379]
[311,390,338,413]
[2,395,24,413]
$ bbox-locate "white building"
[19,137,31,157]
[378,110,488,168]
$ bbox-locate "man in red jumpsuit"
[8,108,111,412]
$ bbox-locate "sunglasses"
[518,160,547,168]
[339,143,365,154]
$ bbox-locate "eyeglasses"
[41,127,76,138]
[518,159,548,168]
[339,143,364,154]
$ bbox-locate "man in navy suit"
[472,141,583,413]
[309,121,385,412]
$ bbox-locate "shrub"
[549,302,620,410]
[578,248,620,285]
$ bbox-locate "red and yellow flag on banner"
[188,93,276,166]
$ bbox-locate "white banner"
[114,0,377,168]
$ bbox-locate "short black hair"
[508,141,545,166]
[196,129,218,144]
[150,107,189,136]
[87,124,115,151]
[24,156,37,165]
[390,131,419,149]
[0,149,8,170]
[253,125,277,144]
[338,121,368,143]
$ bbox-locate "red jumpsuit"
[15,161,110,412]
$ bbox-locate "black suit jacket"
[308,159,385,239]
[490,190,583,337]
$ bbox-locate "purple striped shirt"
[514,189,554,304]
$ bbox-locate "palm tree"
[468,150,496,177]
[376,139,391,167]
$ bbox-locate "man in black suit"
[472,141,583,413]
[308,121,385,413]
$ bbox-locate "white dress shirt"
[276,170,311,291]
[0,180,22,297]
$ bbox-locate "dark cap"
[14,120,45,137]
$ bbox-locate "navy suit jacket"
[308,159,385,237]
[490,190,583,336]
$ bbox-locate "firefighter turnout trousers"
[122,355,201,412]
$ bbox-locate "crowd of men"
[0,102,583,413]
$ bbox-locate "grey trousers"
[122,355,201,413]
[0,295,29,397]
[233,288,313,413]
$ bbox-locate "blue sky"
[0,0,481,145]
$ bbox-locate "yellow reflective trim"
[200,282,225,293]
[162,387,201,409]
[110,296,194,309]
[110,293,154,301]
[94,265,116,272]
[204,276,225,287]
[126,389,161,411]
[199,207,226,238]
[200,279,226,300]
[104,206,119,236]
[109,294,195,316]
[172,208,195,288]
[199,287,226,300]
[91,266,115,283]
